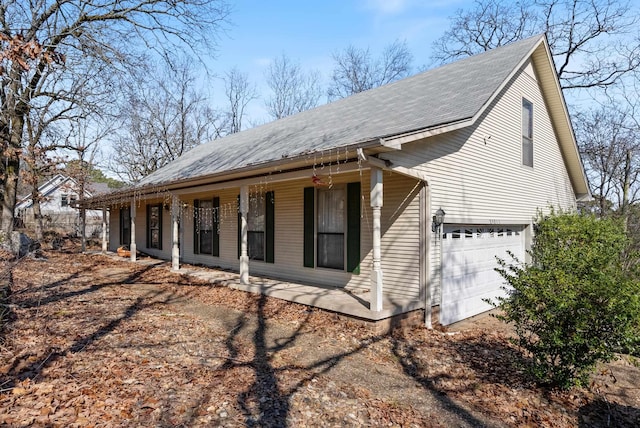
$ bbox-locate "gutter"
[80,138,384,207]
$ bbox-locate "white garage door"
[440,225,525,325]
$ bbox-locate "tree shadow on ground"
[579,399,640,427]
[205,288,495,427]
[0,265,185,392]
[389,331,506,427]
[15,264,156,309]
[446,332,532,389]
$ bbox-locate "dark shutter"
[157,205,163,250]
[265,191,275,263]
[193,199,200,254]
[237,195,241,259]
[212,197,220,257]
[146,205,150,248]
[346,182,361,274]
[120,208,131,246]
[303,187,315,268]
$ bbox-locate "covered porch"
[86,152,434,327]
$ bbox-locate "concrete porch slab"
[178,266,424,321]
[98,251,424,322]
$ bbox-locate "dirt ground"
[0,251,639,427]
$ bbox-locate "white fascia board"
[362,149,431,184]
[378,118,473,148]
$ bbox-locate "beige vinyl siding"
[254,176,368,288]
[382,60,576,304]
[379,172,421,298]
[162,169,421,300]
[385,60,575,222]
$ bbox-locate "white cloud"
[363,0,409,15]
[253,57,272,68]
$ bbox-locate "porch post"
[239,185,249,284]
[171,196,180,271]
[130,199,137,262]
[370,167,384,312]
[101,207,107,254]
[420,184,432,328]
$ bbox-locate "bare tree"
[222,67,257,134]
[327,40,413,100]
[0,0,230,236]
[111,58,219,183]
[574,104,640,217]
[265,54,322,120]
[63,116,112,251]
[431,0,537,61]
[23,111,68,241]
[431,0,640,90]
[20,52,114,240]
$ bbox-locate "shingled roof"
[140,35,545,187]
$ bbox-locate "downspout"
[420,182,432,329]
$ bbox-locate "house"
[16,174,110,237]
[83,34,590,327]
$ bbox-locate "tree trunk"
[31,188,44,241]
[79,176,86,253]
[1,112,24,237]
[80,207,86,253]
[1,65,27,238]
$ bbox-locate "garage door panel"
[441,225,524,325]
[445,272,508,300]
[446,272,499,296]
[448,288,511,323]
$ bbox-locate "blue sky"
[206,0,471,123]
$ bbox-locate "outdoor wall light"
[432,208,446,233]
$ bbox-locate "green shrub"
[493,211,640,389]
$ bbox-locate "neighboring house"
[84,34,590,326]
[16,174,110,237]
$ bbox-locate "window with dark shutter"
[303,183,360,273]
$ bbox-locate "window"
[248,195,266,260]
[522,98,533,167]
[303,183,360,273]
[146,204,162,249]
[317,187,345,269]
[237,192,275,263]
[194,198,219,256]
[61,194,78,208]
[120,207,131,245]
